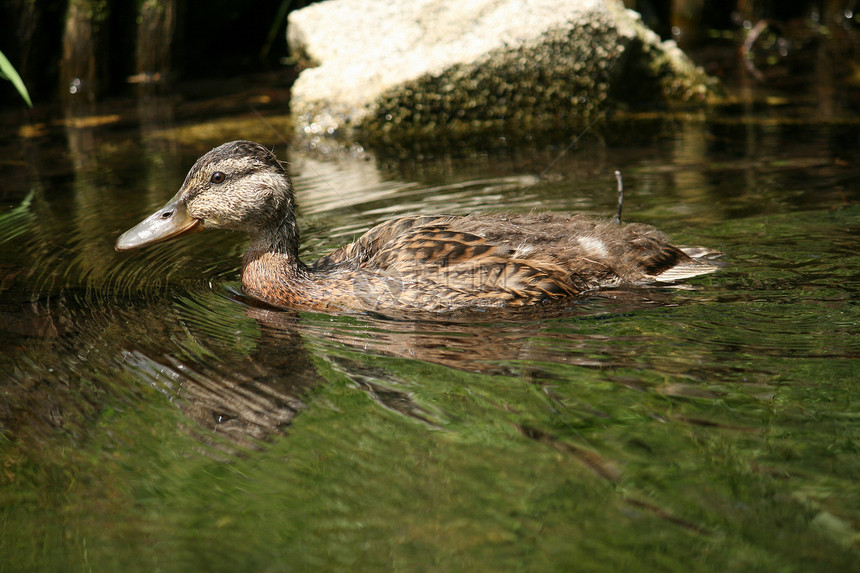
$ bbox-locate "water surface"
[1,74,859,571]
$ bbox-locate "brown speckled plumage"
[116,140,720,313]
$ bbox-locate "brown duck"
[116,140,719,313]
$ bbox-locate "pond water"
[2,57,860,571]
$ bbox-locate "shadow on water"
[2,42,860,572]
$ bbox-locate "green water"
[2,95,860,571]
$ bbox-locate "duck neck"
[241,217,310,305]
[247,216,301,262]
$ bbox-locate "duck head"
[115,140,298,255]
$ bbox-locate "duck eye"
[210,171,226,184]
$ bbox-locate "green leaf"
[0,50,33,108]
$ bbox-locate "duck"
[115,140,719,313]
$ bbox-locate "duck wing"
[309,213,719,310]
[308,216,455,271]
[359,218,610,305]
[311,215,593,306]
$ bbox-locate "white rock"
[288,0,716,147]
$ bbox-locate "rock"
[287,0,717,150]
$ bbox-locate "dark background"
[0,0,854,106]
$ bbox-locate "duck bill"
[115,195,202,251]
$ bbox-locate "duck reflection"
[241,285,686,374]
[0,274,693,456]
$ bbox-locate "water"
[2,80,860,572]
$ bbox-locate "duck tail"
[650,246,723,283]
